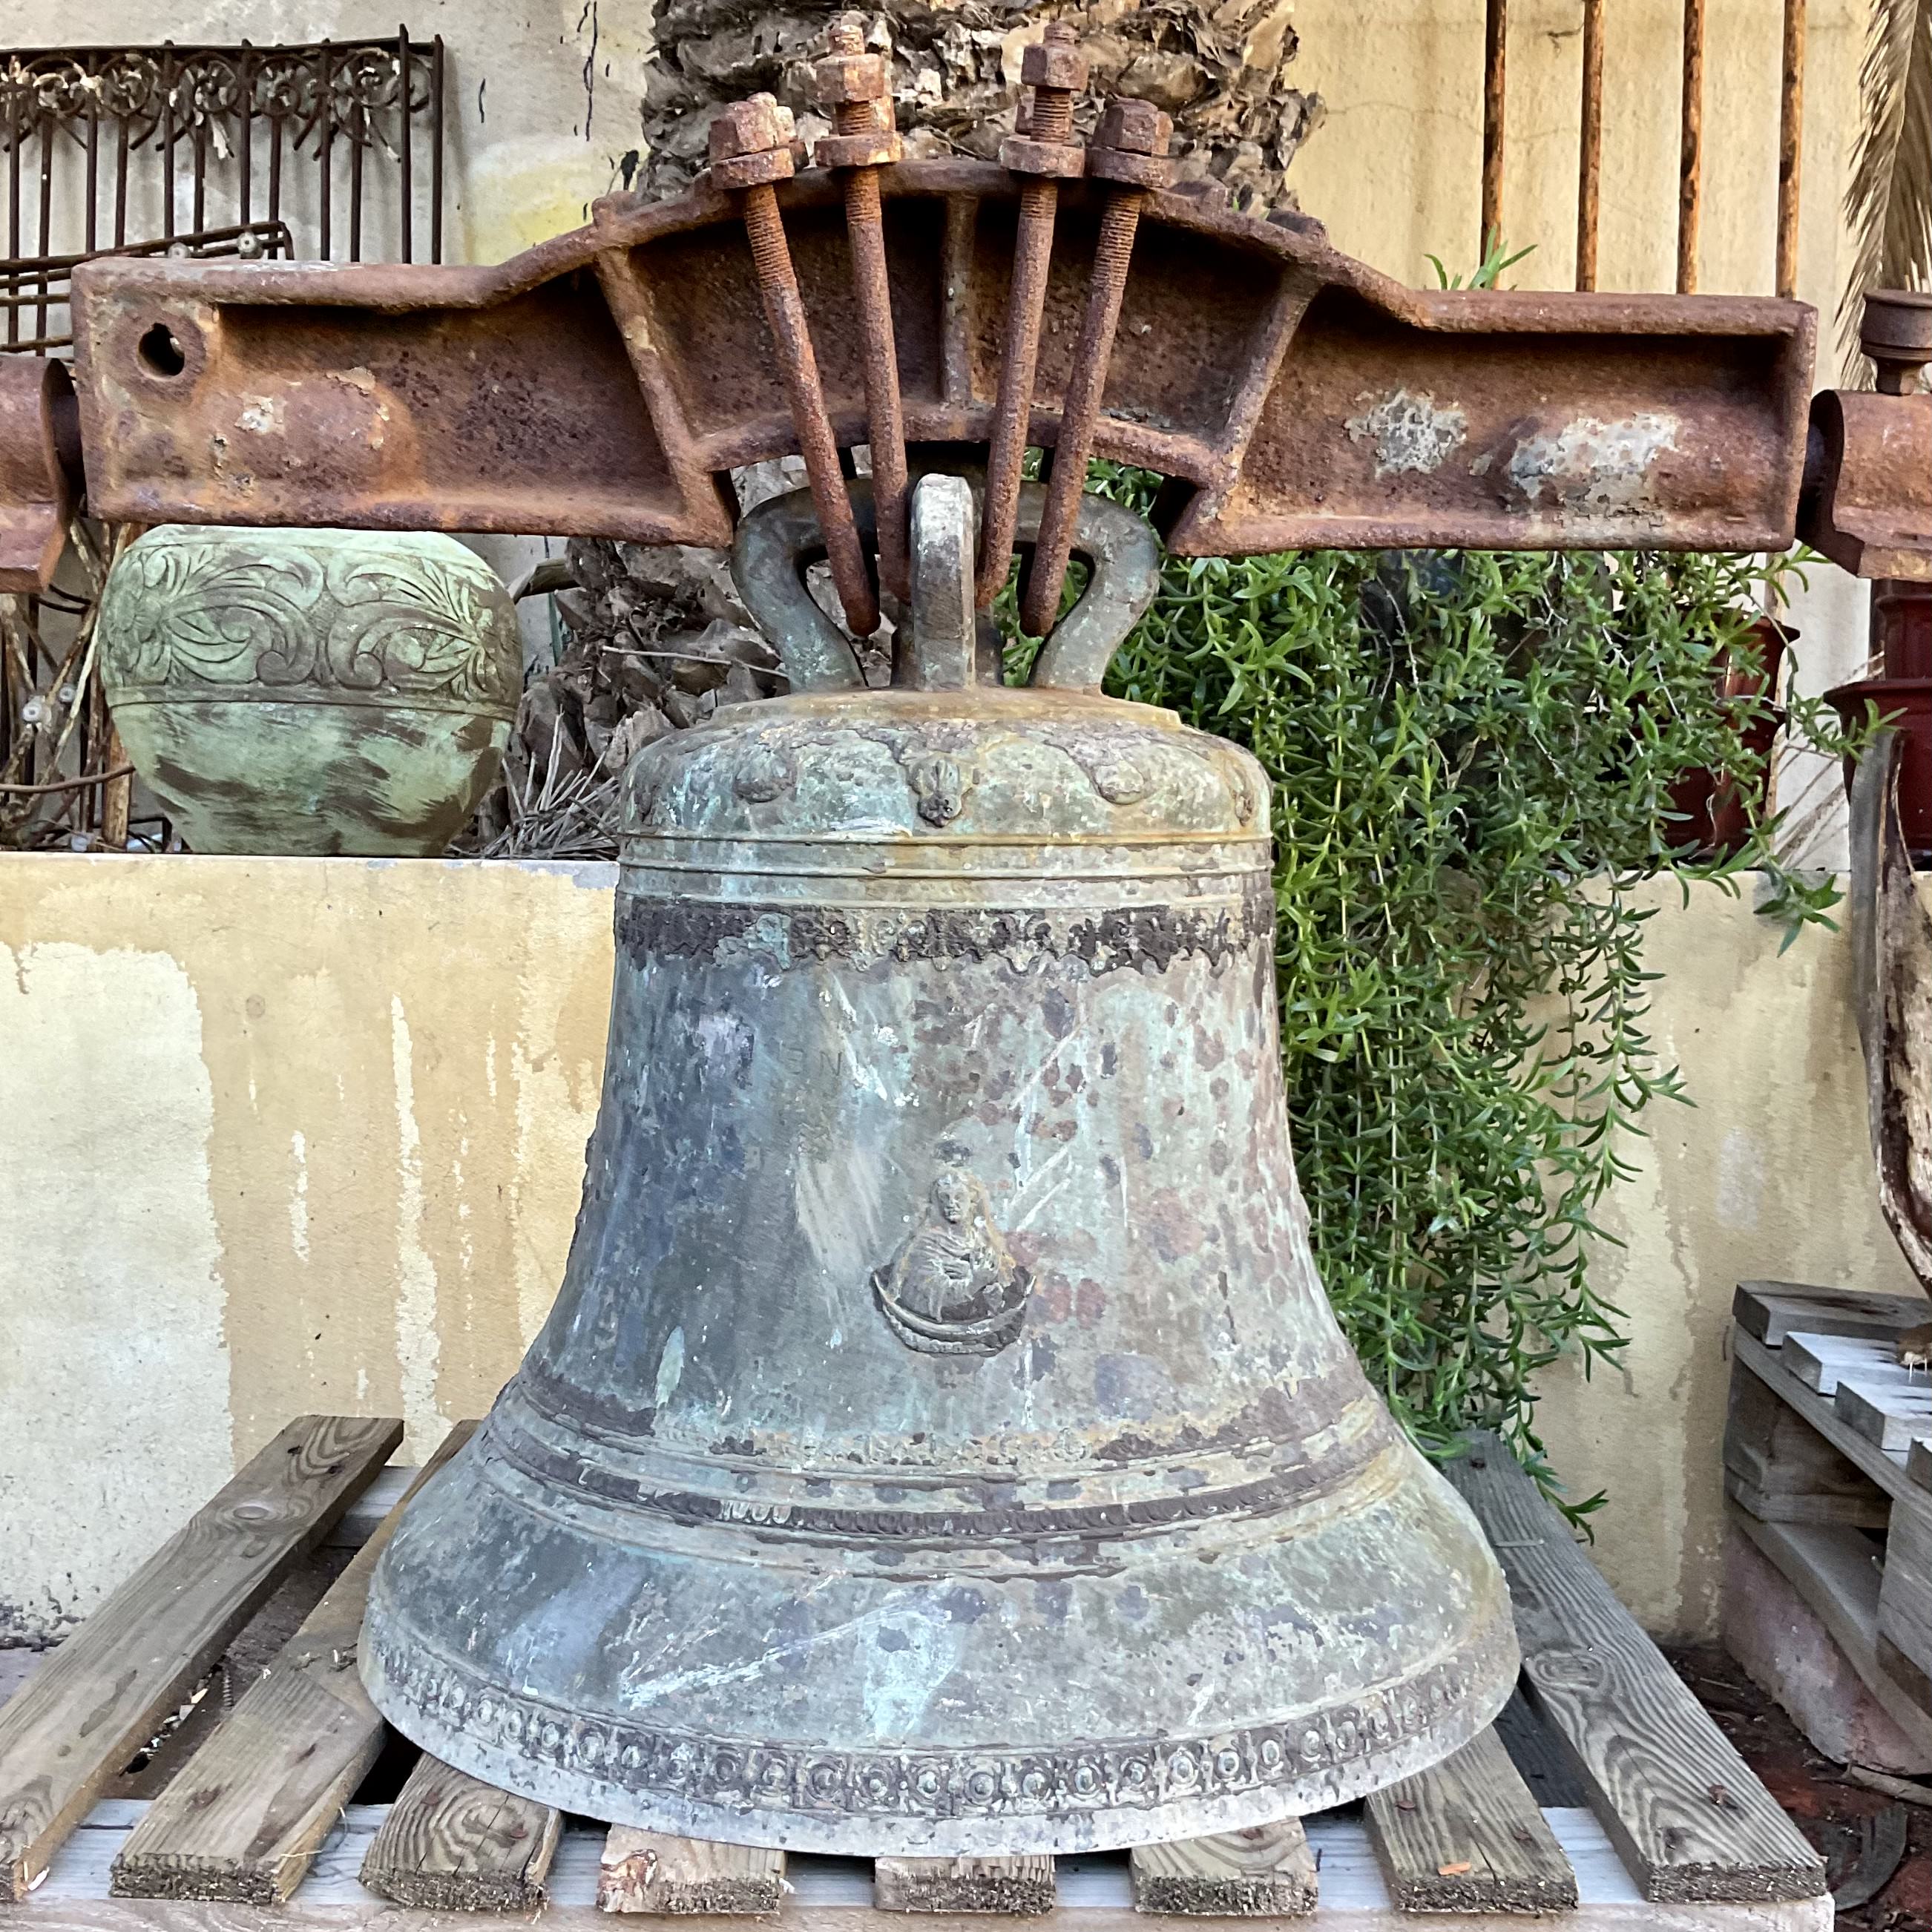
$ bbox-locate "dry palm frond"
[1844,0,1932,381]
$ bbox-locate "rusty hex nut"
[706,94,799,190]
[1000,133,1086,179]
[1021,36,1088,93]
[815,127,904,168]
[1087,99,1172,187]
[1093,98,1171,157]
[813,50,890,107]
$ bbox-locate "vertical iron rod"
[349,101,364,261]
[239,45,253,229]
[1678,0,1703,293]
[161,45,176,241]
[192,106,207,236]
[36,115,53,351]
[1776,0,1807,299]
[1576,0,1603,290]
[430,36,444,263]
[114,115,128,246]
[398,25,413,263]
[319,40,334,258]
[85,87,99,254]
[7,91,19,348]
[1482,0,1506,260]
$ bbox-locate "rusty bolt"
[814,10,910,604]
[981,21,1087,604]
[706,94,798,191]
[1020,90,1169,636]
[1020,29,1088,97]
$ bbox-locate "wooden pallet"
[1726,1278,1932,1755]
[0,1418,1828,1929]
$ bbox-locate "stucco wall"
[1,855,1916,1643]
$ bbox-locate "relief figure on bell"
[874,1168,1031,1356]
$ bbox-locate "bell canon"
[360,477,1517,1855]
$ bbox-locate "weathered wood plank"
[1127,1823,1316,1916]
[1783,1332,1901,1396]
[1445,1435,1827,1905]
[110,1423,476,1905]
[356,1755,559,1910]
[1734,1331,1910,1496]
[596,1830,784,1915]
[0,1416,402,1905]
[1727,1507,1932,1763]
[1877,1491,1932,1708]
[1363,1726,1576,1913]
[1734,1282,1928,1349]
[873,1857,1055,1914]
[1836,1373,1932,1453]
[1722,1367,1890,1527]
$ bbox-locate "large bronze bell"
[361,477,1517,1854]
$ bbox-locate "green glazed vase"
[98,525,522,856]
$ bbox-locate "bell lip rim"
[358,1609,1519,1857]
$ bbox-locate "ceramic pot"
[1827,675,1932,863]
[99,525,522,855]
[1664,617,1790,858]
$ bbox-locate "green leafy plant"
[1002,468,1862,1508]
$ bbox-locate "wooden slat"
[1128,1822,1316,1916]
[1445,1436,1826,1904]
[111,1422,478,1904]
[1836,1373,1932,1453]
[1363,1726,1576,1913]
[1723,1364,1890,1526]
[874,1856,1055,1914]
[1733,1282,1928,1349]
[596,1830,784,1915]
[0,1415,401,1904]
[358,1755,561,1910]
[1727,1508,1932,1761]
[1878,1491,1932,1699]
[1734,1332,1910,1496]
[1906,1435,1932,1492]
[1783,1331,1898,1396]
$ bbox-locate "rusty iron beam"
[59,159,1819,586]
[0,355,80,592]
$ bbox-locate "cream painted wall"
[0,855,613,1641]
[0,855,1915,1641]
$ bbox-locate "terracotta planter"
[1827,675,1932,862]
[99,526,521,855]
[1665,617,1789,858]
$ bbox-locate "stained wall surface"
[1,856,1917,1642]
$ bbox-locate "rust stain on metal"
[1495,411,1680,515]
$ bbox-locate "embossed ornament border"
[364,1611,1517,1824]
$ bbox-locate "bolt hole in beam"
[137,322,186,377]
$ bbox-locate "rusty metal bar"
[1678,0,1703,294]
[64,162,1818,575]
[979,24,1085,607]
[398,25,413,264]
[192,99,208,237]
[113,113,128,248]
[815,16,909,602]
[1576,0,1603,291]
[35,111,53,351]
[1482,0,1506,257]
[1020,99,1171,640]
[1777,0,1807,300]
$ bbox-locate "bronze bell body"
[361,480,1517,1855]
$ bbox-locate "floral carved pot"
[99,526,522,855]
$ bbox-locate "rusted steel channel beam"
[55,160,1818,581]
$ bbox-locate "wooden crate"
[1,1417,1828,1930]
[1725,1278,1932,1754]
